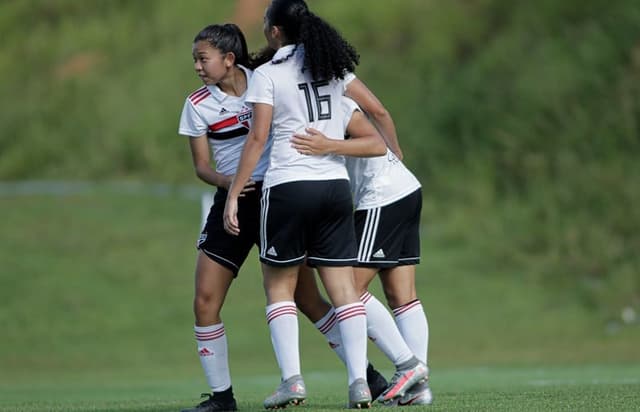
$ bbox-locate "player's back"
[247,44,349,188]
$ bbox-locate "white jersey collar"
[271,44,302,62]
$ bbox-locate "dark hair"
[266,0,359,80]
[195,23,271,70]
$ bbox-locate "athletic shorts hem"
[397,257,420,266]
[200,248,241,276]
[259,254,306,267]
[306,257,358,267]
[354,261,398,268]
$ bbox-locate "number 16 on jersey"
[298,81,332,122]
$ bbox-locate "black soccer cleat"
[182,392,238,412]
[366,363,389,401]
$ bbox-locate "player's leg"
[354,266,415,367]
[316,265,371,409]
[353,197,428,403]
[380,188,429,367]
[183,187,261,412]
[259,183,309,409]
[296,265,389,400]
[380,188,432,406]
[262,263,307,409]
[183,252,238,412]
[295,265,345,358]
[306,179,371,408]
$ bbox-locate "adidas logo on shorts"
[373,249,385,258]
[267,246,278,256]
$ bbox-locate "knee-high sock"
[195,323,231,392]
[393,299,429,365]
[266,301,300,380]
[335,302,368,385]
[314,307,347,365]
[360,291,414,365]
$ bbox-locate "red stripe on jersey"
[191,90,211,106]
[209,115,240,131]
[189,86,208,100]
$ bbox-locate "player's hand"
[291,128,331,155]
[223,195,240,236]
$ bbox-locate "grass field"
[1,182,639,411]
[2,365,639,411]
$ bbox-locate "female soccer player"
[291,97,434,406]
[177,23,274,412]
[223,0,426,408]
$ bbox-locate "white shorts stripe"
[358,208,380,262]
[357,209,373,261]
[260,187,270,259]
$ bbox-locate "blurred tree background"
[1,0,638,326]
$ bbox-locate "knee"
[193,291,221,319]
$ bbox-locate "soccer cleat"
[366,363,388,401]
[348,377,372,409]
[397,380,434,406]
[181,393,238,412]
[263,374,306,409]
[376,359,429,403]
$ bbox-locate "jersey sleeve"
[178,99,208,137]
[342,72,357,93]
[341,97,360,133]
[245,69,274,106]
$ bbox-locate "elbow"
[368,106,391,122]
[194,163,209,181]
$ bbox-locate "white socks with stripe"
[266,301,300,380]
[194,323,231,392]
[360,291,415,365]
[335,302,368,385]
[314,307,347,364]
[393,299,430,365]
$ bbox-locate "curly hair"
[266,0,359,81]
[193,23,270,70]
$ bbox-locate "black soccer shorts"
[197,182,262,275]
[259,179,358,267]
[354,188,422,268]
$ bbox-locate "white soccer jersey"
[178,65,270,181]
[245,44,352,188]
[342,98,421,210]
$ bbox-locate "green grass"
[1,365,639,411]
[1,184,639,411]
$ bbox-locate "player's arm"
[188,134,232,189]
[290,109,386,157]
[223,102,272,235]
[188,135,255,194]
[344,78,403,160]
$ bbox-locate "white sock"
[194,323,231,392]
[314,308,347,365]
[360,291,414,365]
[335,302,368,385]
[393,299,429,365]
[266,301,300,380]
